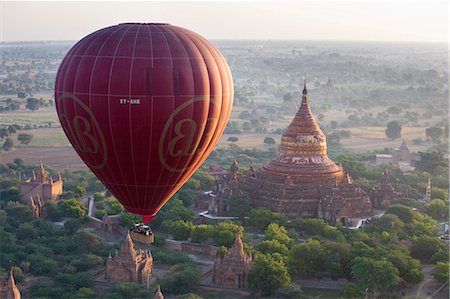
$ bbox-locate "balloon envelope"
[55,23,233,222]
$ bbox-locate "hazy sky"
[1,1,448,42]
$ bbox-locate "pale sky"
[1,1,448,43]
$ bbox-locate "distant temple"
[369,168,397,209]
[236,83,372,225]
[212,234,252,289]
[395,140,411,162]
[0,269,21,299]
[19,162,63,218]
[105,232,153,284]
[375,140,412,166]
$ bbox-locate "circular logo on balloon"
[159,96,217,172]
[57,93,108,169]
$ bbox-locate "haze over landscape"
[1,1,448,42]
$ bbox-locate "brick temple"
[212,234,252,289]
[0,269,21,299]
[211,83,381,225]
[19,162,63,218]
[105,232,153,284]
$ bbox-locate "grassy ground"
[0,107,59,126]
[17,127,70,147]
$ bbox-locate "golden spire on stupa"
[258,76,344,185]
[279,77,327,157]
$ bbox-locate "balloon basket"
[129,223,154,244]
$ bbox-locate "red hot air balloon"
[55,23,233,222]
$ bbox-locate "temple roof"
[119,232,136,257]
[283,82,324,138]
[221,234,251,264]
[5,269,21,299]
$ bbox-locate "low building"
[375,154,394,166]
[105,232,153,284]
[212,234,252,289]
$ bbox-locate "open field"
[342,127,430,152]
[17,127,70,147]
[1,146,86,170]
[0,107,59,126]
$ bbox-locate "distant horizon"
[0,38,447,45]
[1,1,447,43]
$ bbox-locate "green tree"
[290,239,328,277]
[190,224,213,243]
[432,262,450,283]
[341,282,364,298]
[107,283,152,299]
[386,204,415,223]
[249,253,291,296]
[2,137,14,151]
[292,218,340,239]
[17,133,33,144]
[249,208,287,231]
[160,263,201,295]
[264,223,293,247]
[212,221,243,247]
[413,151,448,174]
[427,199,449,220]
[351,257,400,296]
[74,231,102,253]
[17,92,27,99]
[74,186,86,198]
[64,218,82,234]
[162,220,193,241]
[254,239,289,256]
[0,128,9,140]
[26,97,41,111]
[74,288,97,299]
[283,93,294,103]
[412,236,446,261]
[227,195,251,220]
[18,222,38,240]
[5,202,33,225]
[58,199,88,220]
[120,212,140,228]
[43,201,63,221]
[263,136,276,145]
[227,136,238,143]
[370,214,404,232]
[385,120,402,140]
[425,127,443,140]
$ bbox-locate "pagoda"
[241,81,372,225]
[212,234,252,289]
[105,232,153,284]
[0,269,21,299]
